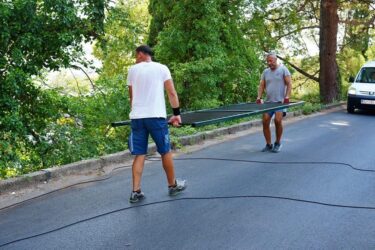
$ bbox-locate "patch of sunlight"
[330,121,350,126]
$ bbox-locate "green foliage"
[94,0,150,79]
[301,102,323,115]
[0,0,105,75]
[35,81,131,168]
[366,45,375,60]
[150,0,261,110]
[5,0,151,177]
[0,0,107,178]
[0,76,69,177]
[301,91,321,104]
[244,0,318,57]
[243,0,374,103]
[341,1,374,60]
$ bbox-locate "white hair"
[266,52,277,59]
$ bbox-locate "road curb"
[0,102,345,194]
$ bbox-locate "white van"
[347,61,375,113]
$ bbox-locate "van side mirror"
[349,76,355,83]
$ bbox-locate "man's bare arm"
[165,79,181,126]
[257,79,266,100]
[284,75,292,98]
[164,79,179,108]
[128,86,133,108]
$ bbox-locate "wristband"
[172,107,181,116]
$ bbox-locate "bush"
[301,102,323,115]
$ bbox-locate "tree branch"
[70,64,96,91]
[294,69,320,89]
[339,15,375,26]
[274,25,320,41]
[294,77,311,90]
[276,54,319,83]
[38,77,74,96]
[69,69,83,96]
[70,64,108,101]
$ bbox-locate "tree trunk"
[319,0,340,104]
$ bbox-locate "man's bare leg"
[161,152,176,186]
[274,112,283,144]
[132,155,146,191]
[262,113,272,145]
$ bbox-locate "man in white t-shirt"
[127,45,187,203]
[256,52,292,153]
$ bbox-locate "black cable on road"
[2,157,375,247]
[0,164,133,212]
[2,194,375,248]
[147,157,375,173]
[1,157,374,213]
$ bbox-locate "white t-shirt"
[127,61,172,119]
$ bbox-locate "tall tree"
[319,0,340,103]
[243,0,375,103]
[148,0,261,109]
[243,0,321,83]
[148,0,171,47]
[95,0,150,81]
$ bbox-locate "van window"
[356,67,375,83]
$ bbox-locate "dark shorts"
[128,118,171,155]
[267,108,287,118]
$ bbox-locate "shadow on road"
[351,109,375,116]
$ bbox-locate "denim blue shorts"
[128,118,171,155]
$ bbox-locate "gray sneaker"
[169,179,187,196]
[261,144,273,152]
[129,190,145,203]
[272,142,282,153]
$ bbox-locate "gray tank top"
[261,65,291,102]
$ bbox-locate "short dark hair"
[136,45,153,56]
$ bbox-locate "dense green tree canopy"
[95,0,149,80]
[149,0,261,109]
[0,0,105,77]
[0,0,106,176]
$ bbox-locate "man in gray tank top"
[256,52,292,153]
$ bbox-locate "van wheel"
[347,104,355,114]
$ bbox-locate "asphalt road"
[1,109,375,250]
